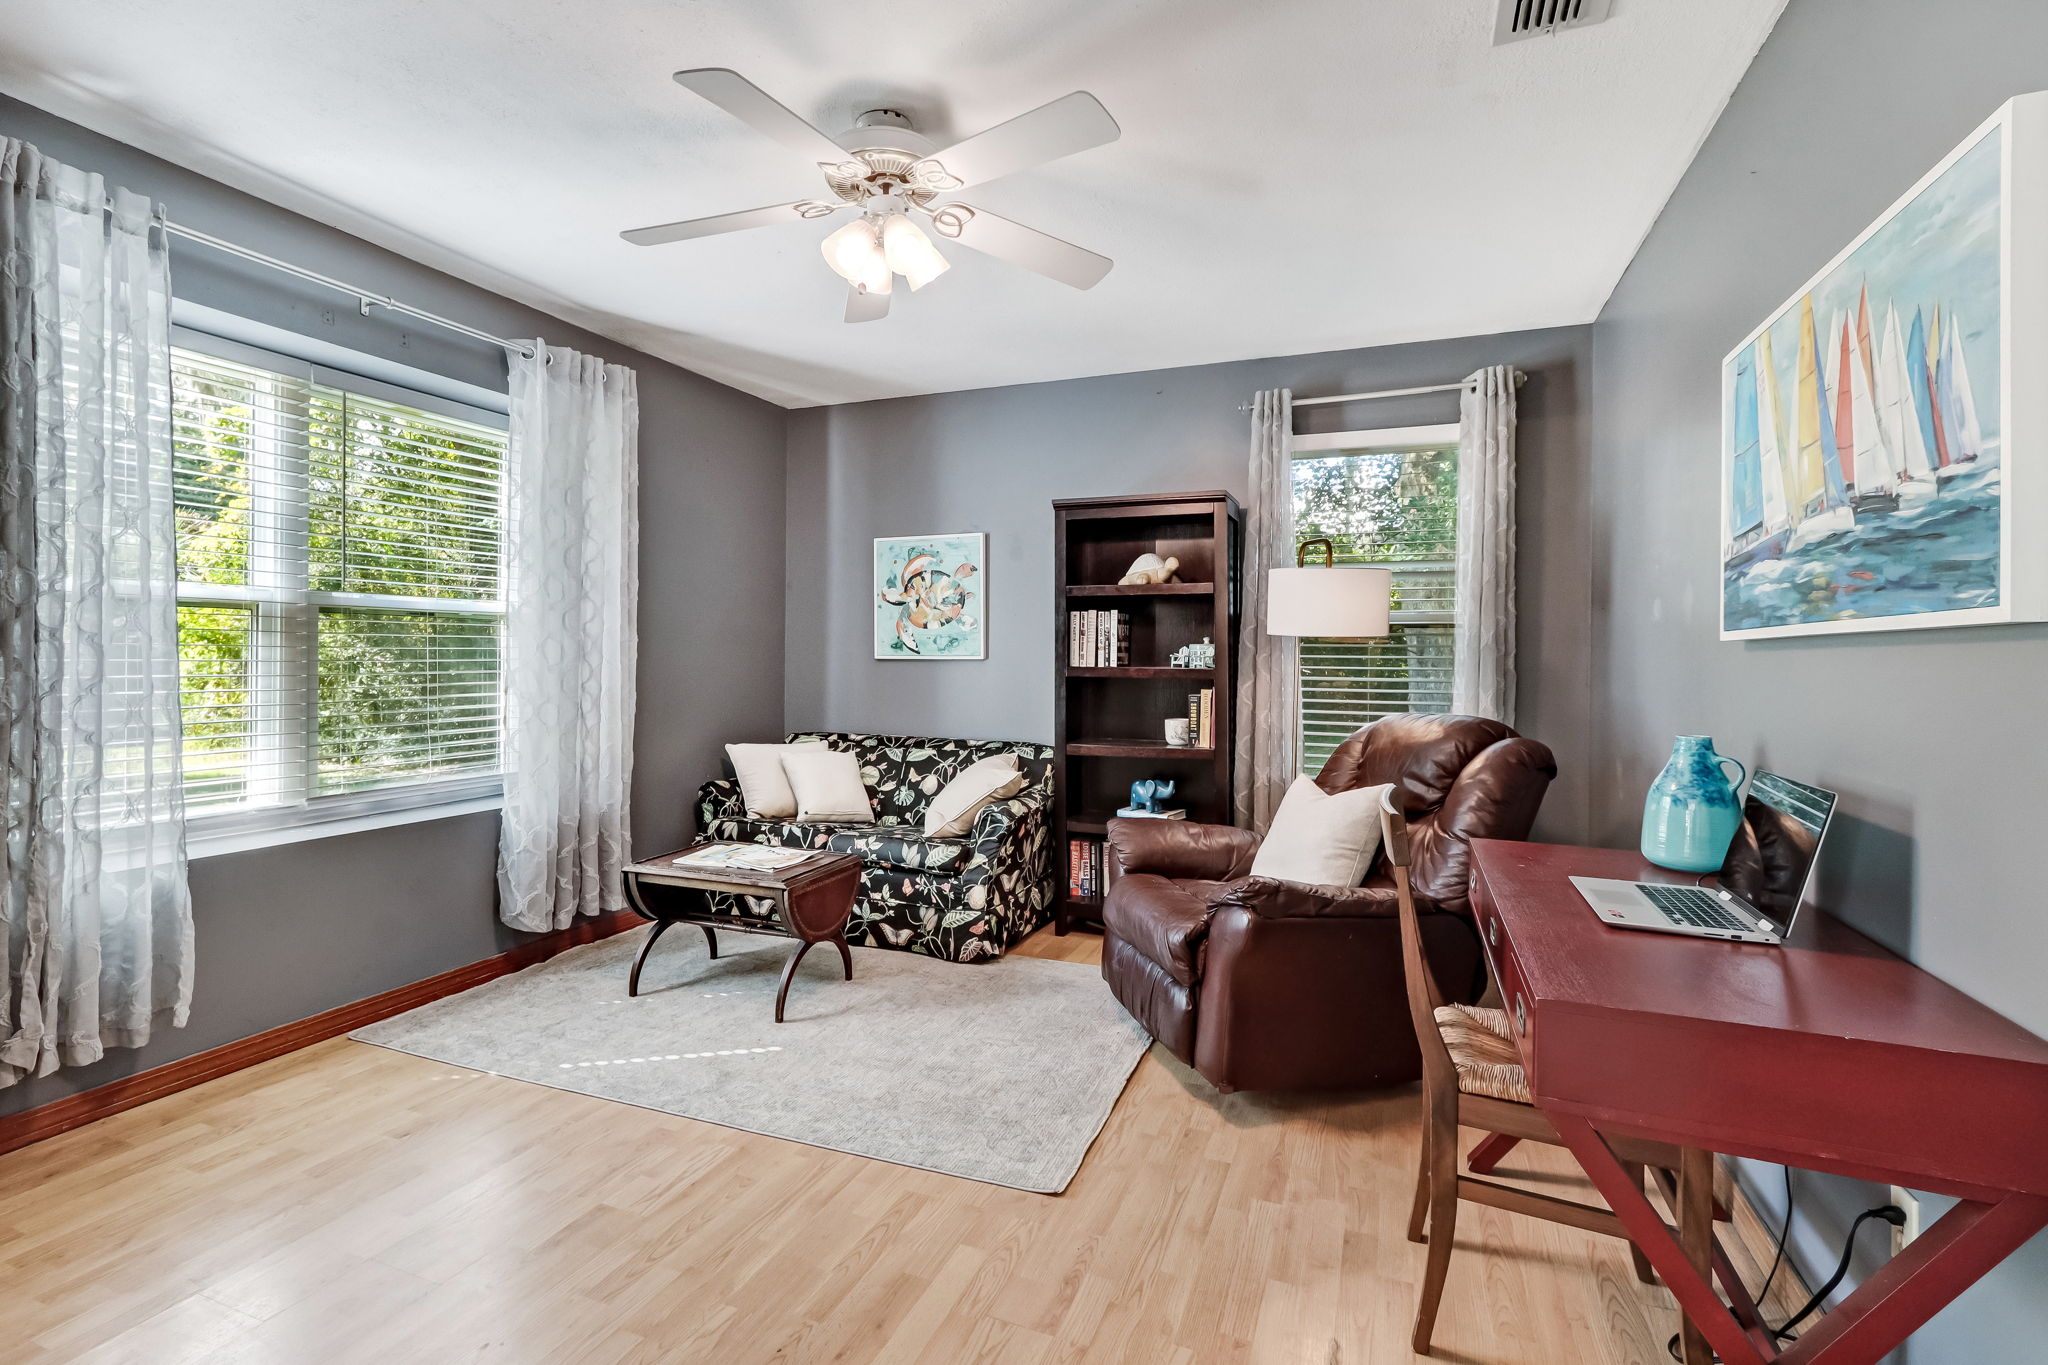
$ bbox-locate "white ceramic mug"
[1164,718,1192,747]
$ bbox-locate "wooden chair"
[1383,791,1686,1354]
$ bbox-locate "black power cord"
[1664,1182,1904,1362]
[1772,1204,1908,1340]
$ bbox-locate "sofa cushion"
[1103,874,1236,986]
[825,827,969,875]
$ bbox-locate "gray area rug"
[351,927,1149,1193]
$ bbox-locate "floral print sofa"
[695,732,1055,963]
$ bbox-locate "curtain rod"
[1236,370,1525,414]
[164,221,537,360]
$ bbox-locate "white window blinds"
[171,340,507,817]
[1291,441,1458,772]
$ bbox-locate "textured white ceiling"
[0,0,1785,407]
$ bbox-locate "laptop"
[1572,772,1837,944]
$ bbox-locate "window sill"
[187,785,504,860]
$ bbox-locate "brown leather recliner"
[1101,714,1556,1092]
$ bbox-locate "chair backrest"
[1380,791,1458,1091]
[785,732,1054,826]
[1316,713,1557,913]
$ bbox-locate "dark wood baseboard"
[0,907,644,1160]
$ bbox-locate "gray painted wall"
[784,327,1597,844]
[0,96,787,1117]
[1589,0,2048,1356]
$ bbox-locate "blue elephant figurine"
[1148,779,1176,814]
[1129,779,1155,812]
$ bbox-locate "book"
[1116,806,1187,820]
[1114,610,1130,666]
[1198,687,1214,747]
[1067,611,1081,667]
[672,843,809,872]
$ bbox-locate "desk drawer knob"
[1489,918,1499,947]
[1514,995,1526,1034]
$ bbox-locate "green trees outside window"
[1291,444,1458,771]
[171,347,506,814]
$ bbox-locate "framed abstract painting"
[874,532,986,659]
[1719,92,2048,639]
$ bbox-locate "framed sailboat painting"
[1720,92,2048,639]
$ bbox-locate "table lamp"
[1266,538,1393,639]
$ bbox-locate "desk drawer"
[1473,883,1533,1058]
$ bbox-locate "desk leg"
[1678,1146,1717,1365]
[1775,1193,2048,1365]
[1552,1114,1770,1365]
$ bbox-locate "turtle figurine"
[1117,553,1180,586]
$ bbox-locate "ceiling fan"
[621,69,1120,322]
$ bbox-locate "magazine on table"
[671,843,811,873]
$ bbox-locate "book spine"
[1086,610,1099,667]
[1188,691,1201,738]
[1068,611,1080,667]
[1116,611,1131,666]
[1200,687,1214,747]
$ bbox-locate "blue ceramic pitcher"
[1640,736,1748,873]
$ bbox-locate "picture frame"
[873,532,987,660]
[1718,92,2048,640]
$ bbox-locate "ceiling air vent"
[1493,0,1615,45]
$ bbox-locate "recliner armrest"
[1107,818,1261,881]
[1208,875,1404,920]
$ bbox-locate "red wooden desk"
[1470,839,2048,1365]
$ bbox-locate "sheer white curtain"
[1,139,192,1087]
[1232,388,1298,834]
[497,344,639,932]
[1454,365,1518,724]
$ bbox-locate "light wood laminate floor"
[0,926,1799,1364]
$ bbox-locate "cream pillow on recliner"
[1248,776,1391,886]
[923,754,1028,838]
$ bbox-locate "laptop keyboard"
[1638,883,1751,933]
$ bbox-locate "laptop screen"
[1720,772,1837,925]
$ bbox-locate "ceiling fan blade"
[933,206,1112,290]
[620,200,843,247]
[919,92,1119,190]
[673,68,851,166]
[845,286,891,324]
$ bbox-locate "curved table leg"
[834,935,852,980]
[628,919,675,997]
[775,940,817,1023]
[699,924,719,960]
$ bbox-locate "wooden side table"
[621,845,862,1022]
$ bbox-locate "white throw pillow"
[726,740,828,819]
[1249,776,1392,886]
[923,754,1028,839]
[781,748,875,823]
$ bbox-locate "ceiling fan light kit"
[623,69,1119,322]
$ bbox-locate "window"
[171,338,507,828]
[1290,426,1460,771]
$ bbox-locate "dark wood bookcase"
[1052,490,1242,934]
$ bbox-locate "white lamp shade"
[1265,566,1393,638]
[820,218,891,295]
[880,212,951,290]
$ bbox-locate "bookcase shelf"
[1066,666,1214,680]
[1064,582,1216,597]
[1052,490,1241,935]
